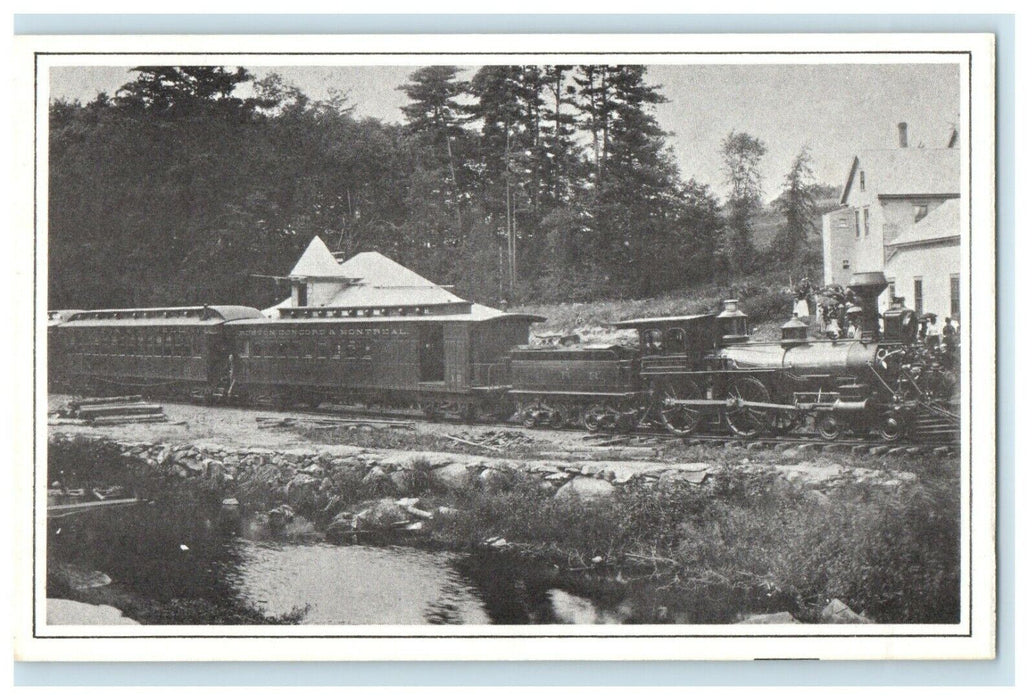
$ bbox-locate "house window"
[855,209,862,239]
[888,280,896,301]
[842,259,850,270]
[859,170,866,192]
[913,202,929,223]
[950,275,960,318]
[863,207,870,237]
[914,278,924,315]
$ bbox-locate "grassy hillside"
[515,269,809,345]
[513,195,838,344]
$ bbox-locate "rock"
[47,599,140,626]
[430,464,473,491]
[738,611,800,624]
[326,511,358,539]
[658,470,709,488]
[267,504,295,530]
[301,464,325,477]
[362,466,390,487]
[285,474,321,509]
[802,489,831,507]
[555,477,616,502]
[820,598,872,624]
[354,498,412,531]
[544,471,572,482]
[852,445,870,456]
[477,467,512,493]
[780,448,799,460]
[221,497,239,507]
[748,442,770,452]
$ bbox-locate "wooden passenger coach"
[227,302,543,413]
[51,305,264,396]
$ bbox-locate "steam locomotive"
[509,272,959,442]
[47,272,959,442]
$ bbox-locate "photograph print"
[17,33,997,662]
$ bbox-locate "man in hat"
[845,306,864,339]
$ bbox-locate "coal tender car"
[509,343,641,430]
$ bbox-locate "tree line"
[48,65,827,311]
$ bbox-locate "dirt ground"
[46,393,634,456]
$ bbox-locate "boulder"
[477,467,512,493]
[820,598,872,624]
[737,611,800,624]
[430,464,473,491]
[267,504,295,530]
[285,473,321,509]
[802,489,831,507]
[354,498,412,531]
[554,477,616,502]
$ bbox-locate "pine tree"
[720,130,767,275]
[773,146,819,259]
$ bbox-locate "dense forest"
[49,66,833,311]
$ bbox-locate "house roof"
[888,198,961,248]
[840,148,960,204]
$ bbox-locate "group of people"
[791,281,962,356]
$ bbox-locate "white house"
[821,123,961,320]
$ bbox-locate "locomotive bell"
[847,271,889,342]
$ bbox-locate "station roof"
[612,313,714,329]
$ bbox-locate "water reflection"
[231,542,489,625]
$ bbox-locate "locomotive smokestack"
[898,122,908,148]
[848,271,889,342]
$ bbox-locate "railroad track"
[265,401,961,452]
[54,393,961,453]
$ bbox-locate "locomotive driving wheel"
[724,376,774,438]
[655,378,705,436]
[816,413,843,441]
[581,404,608,432]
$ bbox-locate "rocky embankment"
[51,433,926,540]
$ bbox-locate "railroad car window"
[950,275,960,318]
[643,329,663,354]
[664,328,686,354]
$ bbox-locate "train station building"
[821,123,961,321]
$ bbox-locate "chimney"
[897,122,908,148]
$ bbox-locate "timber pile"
[61,396,168,425]
[446,429,534,452]
[256,415,415,431]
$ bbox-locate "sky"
[50,62,960,202]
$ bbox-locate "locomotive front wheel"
[656,379,705,436]
[878,412,906,442]
[817,414,843,441]
[724,376,773,438]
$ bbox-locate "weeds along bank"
[47,434,960,624]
